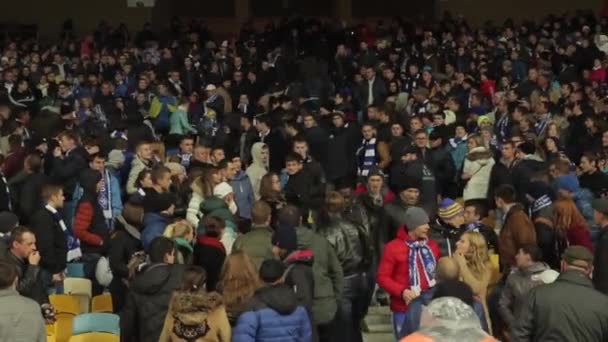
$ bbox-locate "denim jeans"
[337,272,368,342]
[392,311,408,339]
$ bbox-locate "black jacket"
[324,123,360,181]
[579,170,608,198]
[50,146,88,200]
[193,236,226,292]
[108,216,142,281]
[3,251,48,305]
[427,146,456,198]
[284,250,315,321]
[120,263,186,342]
[316,215,370,276]
[390,159,437,217]
[488,159,516,207]
[0,172,11,212]
[512,270,608,342]
[259,128,289,174]
[593,228,608,295]
[16,173,48,223]
[29,207,68,274]
[284,168,324,213]
[347,193,387,256]
[303,126,329,167]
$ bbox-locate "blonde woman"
[164,221,195,264]
[454,231,494,333]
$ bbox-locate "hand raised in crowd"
[53,146,63,158]
[28,250,41,266]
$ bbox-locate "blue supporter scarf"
[406,240,437,293]
[46,204,82,262]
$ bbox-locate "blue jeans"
[393,311,408,339]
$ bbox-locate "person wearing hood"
[142,192,176,251]
[73,168,109,295]
[246,142,269,200]
[498,244,558,329]
[279,205,343,341]
[121,236,185,342]
[127,141,155,195]
[377,207,440,338]
[226,156,255,221]
[272,223,315,323]
[108,204,142,312]
[159,265,231,342]
[232,259,313,342]
[462,134,495,201]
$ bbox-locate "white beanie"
[214,182,234,198]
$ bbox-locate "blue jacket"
[233,284,312,342]
[573,188,594,226]
[399,286,488,339]
[230,171,255,220]
[141,213,169,251]
[449,138,468,172]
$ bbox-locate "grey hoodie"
[246,142,268,200]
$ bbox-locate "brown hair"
[218,251,261,314]
[553,198,589,236]
[178,265,207,291]
[202,216,226,238]
[325,191,345,213]
[41,183,63,202]
[0,260,17,289]
[259,172,281,201]
[251,201,271,225]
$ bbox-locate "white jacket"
[463,146,495,201]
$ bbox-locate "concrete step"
[366,323,393,334]
[367,305,391,316]
[363,332,395,342]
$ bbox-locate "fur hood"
[171,291,224,325]
[466,146,493,162]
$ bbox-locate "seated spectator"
[232,259,312,342]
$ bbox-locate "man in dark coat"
[120,237,185,342]
[512,246,608,341]
[254,114,288,174]
[11,153,47,224]
[284,153,324,215]
[324,112,360,190]
[50,131,88,210]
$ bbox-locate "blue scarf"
[98,170,112,226]
[357,137,377,177]
[46,204,82,262]
[530,195,552,215]
[406,240,437,293]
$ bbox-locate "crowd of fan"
[2,9,608,342]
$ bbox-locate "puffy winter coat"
[377,226,440,312]
[462,147,495,201]
[232,284,312,342]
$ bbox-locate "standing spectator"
[127,141,154,195]
[325,112,360,190]
[194,216,227,292]
[232,201,275,271]
[255,114,288,174]
[246,142,268,200]
[592,198,608,295]
[512,246,608,341]
[384,176,422,240]
[578,152,608,198]
[50,130,88,218]
[163,221,195,265]
[16,153,47,223]
[494,185,537,270]
[218,251,261,326]
[498,244,558,329]
[0,260,46,342]
[284,153,324,217]
[360,66,387,107]
[121,236,185,342]
[232,259,312,342]
[239,114,258,166]
[462,135,495,201]
[553,198,594,252]
[259,173,286,227]
[227,156,255,222]
[141,192,175,251]
[356,122,379,179]
[554,173,594,227]
[377,207,440,338]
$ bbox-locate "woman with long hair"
[454,231,493,333]
[553,198,594,252]
[186,166,222,227]
[217,251,261,326]
[259,172,285,227]
[159,265,231,342]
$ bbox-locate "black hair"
[494,184,517,204]
[148,236,176,263]
[519,244,543,263]
[432,279,475,307]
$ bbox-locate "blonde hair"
[218,251,261,313]
[462,231,490,280]
[163,221,193,239]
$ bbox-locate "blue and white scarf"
[46,204,82,262]
[406,240,437,293]
[357,137,377,177]
[530,194,552,215]
[98,170,113,227]
[178,153,192,167]
[449,134,468,148]
[0,172,11,211]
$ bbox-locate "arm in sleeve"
[108,233,130,279]
[120,292,138,340]
[73,202,103,246]
[377,244,407,297]
[17,265,41,298]
[30,215,60,273]
[511,290,536,342]
[513,215,537,248]
[297,306,313,342]
[110,175,123,218]
[498,277,516,327]
[232,311,258,342]
[186,195,202,228]
[126,163,143,195]
[327,242,344,300]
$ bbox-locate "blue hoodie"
[230,170,255,220]
[141,212,169,251]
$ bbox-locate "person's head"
[58,130,78,152]
[179,137,195,155]
[555,174,580,198]
[332,112,345,128]
[579,152,598,173]
[42,184,65,209]
[178,265,207,292]
[201,215,225,239]
[515,244,543,269]
[0,260,17,290]
[501,141,516,160]
[218,159,237,181]
[259,259,286,285]
[272,223,298,259]
[255,115,271,133]
[285,152,303,176]
[436,257,460,282]
[148,236,176,264]
[431,280,475,307]
[194,144,211,163]
[456,231,489,260]
[151,166,172,191]
[219,251,261,306]
[361,122,376,140]
[561,245,594,276]
[88,153,106,172]
[211,147,225,165]
[593,198,608,226]
[136,141,152,161]
[260,172,281,199]
[438,199,465,227]
[9,226,36,259]
[494,184,516,210]
[251,200,272,226]
[277,205,302,227]
[164,221,195,243]
[463,200,487,224]
[366,171,384,194]
[137,169,153,189]
[414,130,429,149]
[292,136,309,159]
[404,207,430,240]
[302,113,317,128]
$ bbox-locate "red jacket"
[567,224,594,252]
[377,226,440,312]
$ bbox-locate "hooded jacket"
[246,142,268,200]
[120,263,186,342]
[50,145,88,200]
[142,212,170,252]
[232,284,313,342]
[230,170,255,220]
[74,169,109,254]
[159,291,231,342]
[194,235,226,292]
[284,250,315,321]
[462,146,495,201]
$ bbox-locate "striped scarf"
[358,137,377,177]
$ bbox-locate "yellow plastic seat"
[54,314,75,342]
[69,332,119,342]
[47,334,56,342]
[49,294,80,316]
[64,278,92,313]
[91,293,113,313]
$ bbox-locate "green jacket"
[169,108,196,136]
[232,225,275,271]
[296,226,343,325]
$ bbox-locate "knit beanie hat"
[404,207,429,231]
[107,149,125,169]
[259,259,286,284]
[143,192,175,213]
[438,198,464,221]
[271,224,298,253]
[555,173,580,193]
[213,182,234,198]
[393,173,423,193]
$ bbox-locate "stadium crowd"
[2,9,608,342]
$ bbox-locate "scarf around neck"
[46,204,82,262]
[406,239,437,293]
